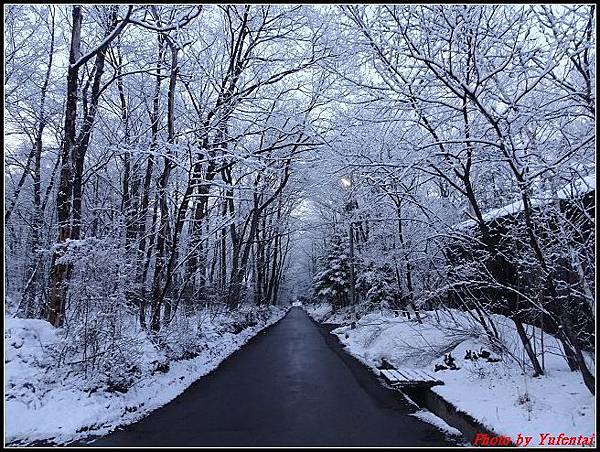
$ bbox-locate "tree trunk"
[18,9,55,319]
[513,319,544,376]
[150,37,178,333]
[46,5,82,327]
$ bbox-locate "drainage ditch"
[317,318,510,446]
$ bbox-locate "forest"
[4,4,596,445]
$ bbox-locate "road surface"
[87,307,459,446]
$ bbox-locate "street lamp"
[348,220,356,309]
[340,176,352,188]
[340,176,357,326]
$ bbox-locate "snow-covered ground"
[306,303,595,446]
[304,302,356,324]
[304,302,334,322]
[5,306,288,445]
[412,409,464,440]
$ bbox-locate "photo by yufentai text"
[474,433,595,447]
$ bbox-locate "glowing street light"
[340,176,352,188]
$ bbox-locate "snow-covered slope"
[5,306,288,445]
[330,309,595,445]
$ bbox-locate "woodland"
[4,4,596,403]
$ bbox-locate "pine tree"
[312,234,351,308]
[357,262,396,309]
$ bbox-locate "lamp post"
[340,176,357,327]
[348,220,355,308]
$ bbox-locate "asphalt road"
[87,307,458,446]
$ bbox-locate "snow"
[329,308,595,446]
[556,174,595,200]
[304,302,364,325]
[303,302,334,322]
[412,409,465,440]
[5,306,288,445]
[455,174,595,230]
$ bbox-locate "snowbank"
[303,302,334,322]
[303,302,359,324]
[5,306,288,445]
[331,309,595,446]
[412,409,464,440]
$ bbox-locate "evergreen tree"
[312,234,351,307]
[356,262,396,309]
